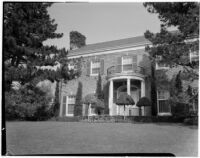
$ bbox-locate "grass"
[6,121,198,156]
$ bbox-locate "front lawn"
[6,122,198,156]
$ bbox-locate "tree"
[70,31,86,50]
[116,93,135,120]
[151,63,157,116]
[136,97,151,116]
[96,73,103,100]
[187,85,193,97]
[3,3,81,120]
[5,83,51,121]
[175,71,182,94]
[4,3,61,89]
[53,81,60,117]
[143,2,199,115]
[82,93,104,118]
[144,2,199,78]
[74,82,83,116]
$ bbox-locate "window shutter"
[116,56,122,73]
[86,60,91,76]
[100,59,104,75]
[132,55,137,70]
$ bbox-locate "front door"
[117,85,140,116]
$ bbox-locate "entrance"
[117,85,140,116]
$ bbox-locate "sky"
[44,3,163,50]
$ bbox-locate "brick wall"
[60,48,152,116]
[61,48,151,97]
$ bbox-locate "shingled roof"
[68,35,151,57]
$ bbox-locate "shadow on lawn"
[152,122,198,129]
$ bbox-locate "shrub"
[171,102,190,117]
[5,85,52,121]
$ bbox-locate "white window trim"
[157,91,172,116]
[121,56,134,72]
[155,62,170,70]
[189,51,199,63]
[66,95,75,117]
[90,60,100,76]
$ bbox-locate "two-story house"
[59,35,198,117]
[59,36,154,117]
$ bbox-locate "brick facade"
[60,47,152,117]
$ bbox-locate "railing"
[107,65,145,76]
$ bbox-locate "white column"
[65,96,68,116]
[141,80,145,116]
[109,80,113,116]
[127,78,131,95]
[89,104,91,116]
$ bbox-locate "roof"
[68,35,150,57]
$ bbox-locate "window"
[157,90,171,114]
[91,60,100,75]
[189,51,199,63]
[68,63,75,70]
[122,56,133,71]
[68,95,76,115]
[155,55,170,70]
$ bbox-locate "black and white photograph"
[2,1,199,156]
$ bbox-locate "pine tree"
[3,3,71,90]
[144,2,199,80]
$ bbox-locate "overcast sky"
[44,2,163,50]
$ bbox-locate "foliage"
[151,63,157,115]
[53,81,60,117]
[102,82,109,114]
[136,97,151,116]
[74,82,83,116]
[5,84,52,121]
[83,93,97,105]
[174,71,182,94]
[116,93,135,119]
[70,31,86,50]
[3,3,83,120]
[3,3,81,90]
[144,2,199,79]
[96,73,103,100]
[136,97,151,107]
[116,93,135,106]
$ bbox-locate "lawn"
[6,121,198,156]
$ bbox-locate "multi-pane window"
[68,95,76,115]
[155,55,169,70]
[91,61,100,75]
[122,56,133,71]
[189,51,199,63]
[157,90,171,114]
